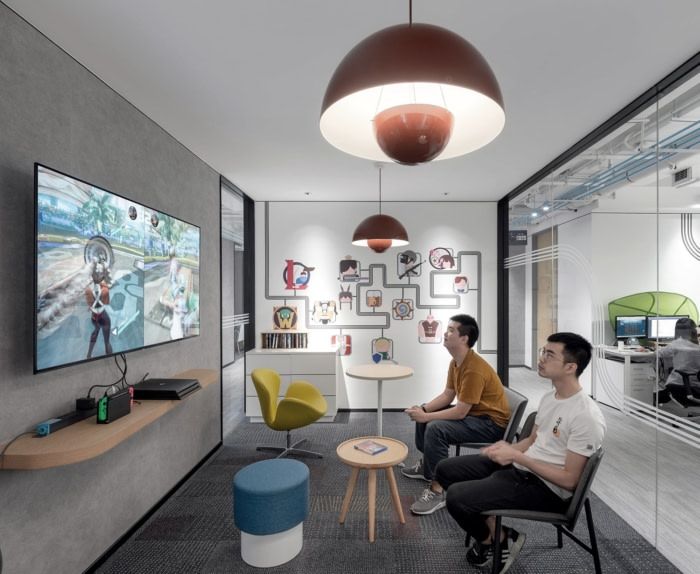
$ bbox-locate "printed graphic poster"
[392,298,414,320]
[311,300,337,324]
[366,290,382,308]
[273,305,298,330]
[453,275,469,293]
[397,250,423,278]
[371,337,393,361]
[332,334,352,356]
[429,247,456,269]
[282,259,314,290]
[338,256,361,282]
[418,315,442,343]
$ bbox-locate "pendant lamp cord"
[409,0,413,26]
[378,166,383,215]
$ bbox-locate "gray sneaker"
[410,488,446,515]
[400,460,429,482]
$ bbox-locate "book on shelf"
[353,439,388,455]
[260,331,308,349]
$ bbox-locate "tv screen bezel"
[33,162,201,374]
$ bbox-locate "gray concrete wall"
[0,6,221,573]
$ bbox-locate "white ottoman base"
[240,522,303,567]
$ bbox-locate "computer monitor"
[646,316,688,341]
[615,316,648,340]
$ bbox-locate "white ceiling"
[5,0,700,202]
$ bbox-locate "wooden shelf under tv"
[0,369,217,471]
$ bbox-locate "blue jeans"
[415,414,504,480]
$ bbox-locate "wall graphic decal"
[283,259,314,289]
[453,275,469,293]
[311,300,337,324]
[332,333,352,355]
[371,336,393,361]
[366,290,382,308]
[273,305,298,330]
[429,247,456,269]
[392,298,414,320]
[418,315,442,343]
[338,256,361,282]
[397,250,423,278]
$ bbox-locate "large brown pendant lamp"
[352,167,409,253]
[320,1,504,166]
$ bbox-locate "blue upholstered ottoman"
[233,458,309,567]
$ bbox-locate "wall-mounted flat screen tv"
[35,163,200,372]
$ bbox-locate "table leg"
[368,468,377,542]
[339,467,360,524]
[377,379,383,436]
[385,466,405,523]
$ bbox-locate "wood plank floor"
[510,367,700,574]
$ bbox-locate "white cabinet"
[245,349,337,422]
[598,348,655,409]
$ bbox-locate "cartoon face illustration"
[371,337,393,360]
[453,275,469,293]
[338,256,360,282]
[366,290,382,308]
[429,247,455,269]
[128,205,137,220]
[312,300,337,324]
[338,285,353,310]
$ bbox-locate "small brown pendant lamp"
[320,0,504,166]
[352,166,409,253]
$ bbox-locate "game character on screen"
[85,259,113,358]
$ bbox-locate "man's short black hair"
[450,314,479,347]
[547,332,592,377]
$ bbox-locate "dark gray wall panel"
[0,5,221,573]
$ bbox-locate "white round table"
[345,363,414,436]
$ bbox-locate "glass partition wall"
[501,58,700,574]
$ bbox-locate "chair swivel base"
[257,438,323,459]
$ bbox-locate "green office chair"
[251,368,328,458]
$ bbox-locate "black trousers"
[435,454,569,542]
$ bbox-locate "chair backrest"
[502,387,528,443]
[564,447,605,529]
[519,410,538,441]
[251,368,281,426]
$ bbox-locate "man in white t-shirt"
[429,332,606,574]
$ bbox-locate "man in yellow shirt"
[402,314,510,514]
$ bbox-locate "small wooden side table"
[336,436,408,542]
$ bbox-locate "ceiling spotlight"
[352,166,409,253]
[542,205,550,212]
[320,1,504,165]
[531,211,538,218]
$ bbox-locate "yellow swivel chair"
[251,368,328,458]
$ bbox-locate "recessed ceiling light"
[542,205,550,212]
[531,211,538,218]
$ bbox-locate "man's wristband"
[420,404,427,412]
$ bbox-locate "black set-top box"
[132,378,201,400]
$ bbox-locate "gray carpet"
[97,412,681,573]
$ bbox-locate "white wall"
[255,201,499,409]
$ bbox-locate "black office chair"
[482,447,605,574]
[454,387,528,456]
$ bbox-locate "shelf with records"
[260,331,308,349]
